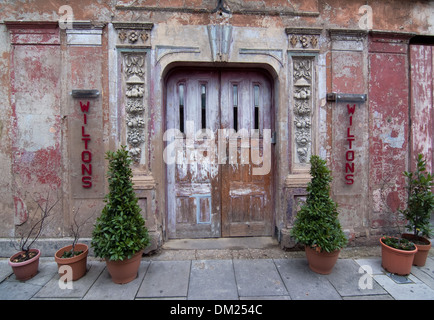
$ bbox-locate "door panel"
[166,70,220,238]
[166,69,273,238]
[220,71,273,237]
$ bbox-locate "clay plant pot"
[105,250,144,284]
[8,248,41,281]
[401,233,432,267]
[304,245,340,275]
[380,237,417,276]
[55,243,89,281]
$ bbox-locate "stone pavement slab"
[34,260,105,299]
[82,261,150,300]
[274,258,341,300]
[374,274,434,300]
[356,257,434,300]
[409,257,434,290]
[355,257,384,275]
[137,260,190,298]
[0,259,12,283]
[188,260,238,300]
[326,259,387,297]
[1,251,434,300]
[0,258,57,300]
[233,259,288,298]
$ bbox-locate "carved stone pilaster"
[292,57,314,164]
[113,22,153,163]
[122,53,146,162]
[286,28,320,166]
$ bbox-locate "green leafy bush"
[400,154,434,238]
[91,146,150,261]
[291,155,347,253]
[381,236,415,251]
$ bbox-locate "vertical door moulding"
[286,28,322,170]
[292,57,313,164]
[113,22,153,166]
[124,53,146,163]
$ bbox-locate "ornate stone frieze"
[113,23,152,163]
[122,53,146,162]
[291,57,314,164]
[124,55,145,78]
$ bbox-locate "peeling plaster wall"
[410,45,434,173]
[368,32,412,234]
[0,0,433,253]
[0,24,14,238]
[7,22,64,240]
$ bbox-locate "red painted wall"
[368,32,413,231]
[410,45,433,173]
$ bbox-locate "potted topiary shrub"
[9,193,58,281]
[400,154,434,266]
[91,146,150,284]
[54,206,93,281]
[291,155,347,274]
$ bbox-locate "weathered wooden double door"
[166,69,273,238]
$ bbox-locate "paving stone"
[342,294,394,300]
[0,259,57,300]
[274,258,341,300]
[374,274,434,300]
[188,260,238,300]
[411,256,434,288]
[239,295,291,300]
[83,261,150,300]
[233,259,287,297]
[411,267,434,290]
[0,259,13,283]
[33,260,105,299]
[355,258,384,275]
[326,259,387,297]
[137,260,190,298]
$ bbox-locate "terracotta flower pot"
[55,243,89,281]
[401,234,432,267]
[380,237,417,276]
[105,250,144,284]
[8,248,41,281]
[304,245,340,275]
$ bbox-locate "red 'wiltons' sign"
[80,101,92,188]
[345,104,356,185]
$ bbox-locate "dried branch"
[68,204,95,253]
[18,192,60,259]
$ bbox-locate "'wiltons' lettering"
[345,104,356,185]
[80,101,92,188]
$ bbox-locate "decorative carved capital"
[286,27,322,52]
[113,22,153,48]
